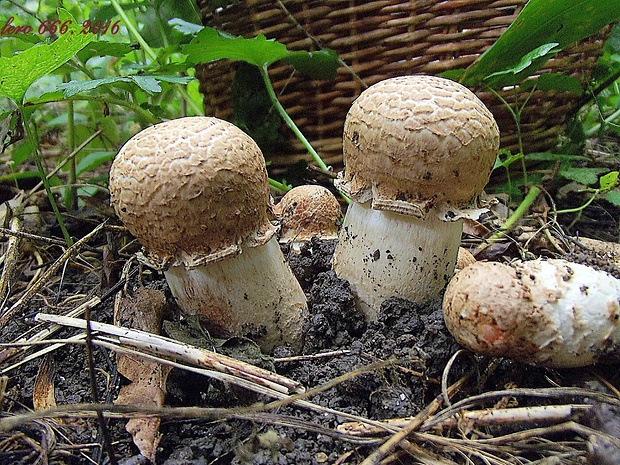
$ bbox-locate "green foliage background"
[0,0,619,234]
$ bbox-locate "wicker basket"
[195,0,608,173]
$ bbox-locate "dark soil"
[1,225,620,464]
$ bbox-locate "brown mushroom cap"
[337,75,499,217]
[274,185,342,243]
[109,117,276,268]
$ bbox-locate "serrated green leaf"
[58,77,132,97]
[461,0,620,87]
[183,26,339,79]
[604,189,620,206]
[600,171,619,191]
[0,9,95,102]
[183,27,290,68]
[558,166,609,185]
[57,74,193,97]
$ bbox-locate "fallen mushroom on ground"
[442,258,620,367]
[274,184,342,252]
[109,116,308,352]
[332,75,499,321]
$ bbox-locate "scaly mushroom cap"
[109,117,276,268]
[274,185,342,243]
[337,75,499,218]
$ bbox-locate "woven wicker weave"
[195,0,607,172]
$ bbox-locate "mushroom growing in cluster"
[274,184,342,252]
[109,117,308,352]
[332,75,499,321]
[443,258,620,368]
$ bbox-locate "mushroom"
[332,75,499,321]
[442,258,620,368]
[108,116,308,352]
[273,185,342,252]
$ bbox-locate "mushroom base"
[164,237,308,352]
[332,201,462,321]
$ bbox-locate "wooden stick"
[35,313,305,395]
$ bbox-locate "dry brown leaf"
[33,353,56,412]
[114,286,170,461]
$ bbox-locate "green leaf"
[183,26,339,79]
[11,141,33,166]
[168,18,204,36]
[438,69,466,81]
[76,151,116,176]
[58,75,193,97]
[461,0,620,87]
[600,171,619,191]
[484,43,560,84]
[131,76,162,94]
[283,49,340,80]
[76,41,134,62]
[183,27,290,68]
[604,189,620,206]
[58,77,132,97]
[493,149,523,171]
[0,9,95,102]
[520,73,583,94]
[525,152,590,162]
[558,166,609,185]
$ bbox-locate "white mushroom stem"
[164,237,307,352]
[332,201,462,321]
[443,259,620,368]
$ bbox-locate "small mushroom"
[274,185,342,252]
[109,117,308,352]
[443,258,620,368]
[332,75,499,320]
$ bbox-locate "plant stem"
[477,185,541,250]
[19,106,73,247]
[556,189,599,214]
[65,74,77,211]
[177,86,203,116]
[260,65,329,172]
[269,178,291,193]
[109,1,201,117]
[585,106,620,136]
[110,0,158,62]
